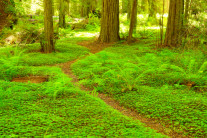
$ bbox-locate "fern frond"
[198,61,207,74]
[169,65,186,73]
[188,59,195,73]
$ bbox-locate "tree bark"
[164,0,184,47]
[43,0,55,53]
[59,0,66,28]
[67,0,70,16]
[128,0,138,43]
[184,0,190,24]
[98,0,120,43]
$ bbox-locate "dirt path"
[57,41,188,138]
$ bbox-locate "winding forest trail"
[57,41,188,138]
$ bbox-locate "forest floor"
[0,29,206,137]
[57,40,187,138]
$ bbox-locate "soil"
[11,76,48,83]
[77,40,113,53]
[57,40,188,138]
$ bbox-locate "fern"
[188,59,196,73]
[198,61,207,74]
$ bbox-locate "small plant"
[0,46,25,80]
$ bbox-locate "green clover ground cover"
[0,66,166,137]
[0,42,166,137]
[72,42,207,137]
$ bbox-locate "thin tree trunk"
[127,0,132,20]
[184,0,190,25]
[128,0,138,43]
[160,0,165,45]
[98,0,120,43]
[68,0,70,16]
[43,0,55,53]
[59,0,65,28]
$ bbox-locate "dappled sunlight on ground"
[68,32,99,38]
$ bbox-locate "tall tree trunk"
[98,0,120,43]
[59,0,65,28]
[184,0,190,24]
[164,0,184,47]
[43,0,55,53]
[80,0,87,17]
[128,0,138,43]
[67,0,70,16]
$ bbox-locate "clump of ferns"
[154,60,207,89]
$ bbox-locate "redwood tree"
[98,0,120,43]
[43,0,55,53]
[164,0,184,46]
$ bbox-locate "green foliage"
[1,10,207,137]
[19,42,89,66]
[0,65,165,137]
[116,86,207,137]
[0,46,26,80]
[86,13,100,31]
[72,42,207,137]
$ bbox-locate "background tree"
[80,0,97,17]
[59,0,66,28]
[66,0,70,16]
[164,0,184,47]
[184,0,190,23]
[127,0,132,20]
[128,0,138,43]
[80,0,90,17]
[43,0,55,53]
[98,0,120,43]
[122,0,127,13]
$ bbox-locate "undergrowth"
[72,43,207,137]
[0,66,165,137]
[0,38,166,137]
